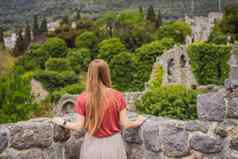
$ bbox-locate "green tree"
[0,26,4,48]
[41,37,68,58]
[40,17,48,33]
[0,68,38,123]
[147,5,156,23]
[67,48,92,73]
[96,11,118,37]
[24,23,31,49]
[219,5,238,41]
[45,58,71,72]
[13,29,25,57]
[158,20,192,44]
[155,10,162,29]
[75,31,97,49]
[33,15,40,37]
[139,5,144,17]
[97,38,127,62]
[110,52,138,91]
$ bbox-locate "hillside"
[1,0,238,28]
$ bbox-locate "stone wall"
[1,0,238,28]
[1,40,236,159]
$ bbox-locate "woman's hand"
[51,117,65,126]
[135,115,146,126]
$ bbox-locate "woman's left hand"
[51,117,65,126]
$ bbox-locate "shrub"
[97,38,127,62]
[0,68,38,123]
[110,52,138,91]
[41,37,68,58]
[67,48,92,73]
[148,64,164,89]
[75,31,97,49]
[188,42,231,85]
[208,30,228,44]
[50,83,85,102]
[15,43,48,71]
[158,20,192,44]
[135,40,165,65]
[45,58,71,72]
[33,70,79,91]
[136,85,198,120]
[219,5,238,41]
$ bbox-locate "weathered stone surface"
[190,135,223,153]
[160,125,189,157]
[215,120,238,138]
[43,142,64,159]
[230,135,238,151]
[1,148,44,159]
[123,127,143,144]
[142,121,160,152]
[197,90,226,122]
[64,137,83,159]
[125,143,144,159]
[0,127,8,153]
[8,121,53,150]
[53,124,71,143]
[228,97,238,118]
[185,120,209,133]
[143,150,163,159]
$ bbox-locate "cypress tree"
[0,26,4,48]
[155,10,162,29]
[139,5,144,16]
[33,15,40,37]
[75,9,81,20]
[13,29,25,57]
[24,23,31,49]
[40,17,48,33]
[147,5,156,23]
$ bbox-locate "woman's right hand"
[135,115,146,126]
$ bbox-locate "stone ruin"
[150,45,197,88]
[1,56,238,158]
[185,12,223,42]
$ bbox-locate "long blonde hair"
[84,59,112,135]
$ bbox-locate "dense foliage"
[158,21,192,44]
[188,42,231,85]
[0,68,38,123]
[136,85,198,120]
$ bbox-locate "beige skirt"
[80,133,127,159]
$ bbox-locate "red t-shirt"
[73,89,127,138]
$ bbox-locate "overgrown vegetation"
[136,85,198,120]
[188,42,231,85]
[2,4,237,122]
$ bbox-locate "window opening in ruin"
[180,55,186,67]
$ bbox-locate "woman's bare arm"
[119,109,145,129]
[52,115,85,131]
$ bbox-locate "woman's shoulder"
[76,91,87,102]
[108,88,124,98]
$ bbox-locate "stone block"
[8,121,53,150]
[185,120,209,133]
[53,124,71,143]
[190,135,223,153]
[197,90,226,122]
[160,124,189,157]
[227,97,238,119]
[0,127,8,153]
[64,137,83,159]
[142,121,160,152]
